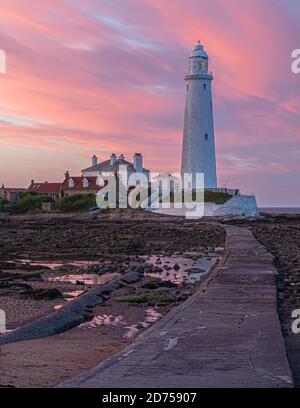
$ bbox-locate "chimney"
[45,181,48,184]
[119,154,125,160]
[31,179,34,185]
[64,171,70,179]
[110,153,116,165]
[134,153,143,172]
[92,154,98,166]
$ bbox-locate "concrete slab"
[59,226,293,388]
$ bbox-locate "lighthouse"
[181,42,217,189]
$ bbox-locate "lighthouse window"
[186,84,189,91]
[205,134,208,141]
[203,83,207,90]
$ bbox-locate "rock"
[21,288,63,300]
[0,281,32,290]
[120,271,141,284]
[156,280,177,288]
[141,282,159,290]
[136,266,145,275]
[0,282,34,297]
[75,280,84,286]
[177,292,192,302]
[184,267,205,273]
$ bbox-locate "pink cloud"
[0,0,300,205]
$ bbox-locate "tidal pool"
[78,308,162,339]
[144,254,219,284]
[47,272,121,285]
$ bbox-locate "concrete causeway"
[60,226,294,388]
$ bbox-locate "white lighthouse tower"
[181,41,217,189]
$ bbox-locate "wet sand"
[0,301,160,388]
[0,211,225,387]
[0,277,199,387]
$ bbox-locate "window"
[205,134,208,141]
[186,84,189,91]
[68,178,75,188]
[82,178,89,188]
[203,83,207,90]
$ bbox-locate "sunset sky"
[0,0,300,206]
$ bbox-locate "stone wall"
[212,195,259,217]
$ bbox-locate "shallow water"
[78,308,162,338]
[79,314,126,329]
[47,272,121,285]
[144,253,220,284]
[18,260,99,270]
[20,248,223,288]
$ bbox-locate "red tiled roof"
[28,183,62,194]
[62,176,100,190]
[0,187,27,192]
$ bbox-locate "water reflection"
[79,314,126,329]
[123,309,162,338]
[53,290,85,310]
[18,260,100,270]
[47,272,121,285]
[144,255,218,284]
[77,308,162,339]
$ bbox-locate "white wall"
[213,195,259,217]
[150,195,259,218]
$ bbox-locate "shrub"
[57,194,96,212]
[173,191,232,205]
[204,191,232,204]
[20,191,38,198]
[16,194,53,213]
[0,198,9,205]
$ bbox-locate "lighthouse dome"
[190,42,208,58]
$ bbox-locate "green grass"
[171,190,232,204]
[57,193,96,212]
[116,293,175,306]
[204,191,232,204]
[16,193,53,213]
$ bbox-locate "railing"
[184,70,213,77]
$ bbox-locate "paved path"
[60,226,293,388]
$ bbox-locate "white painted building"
[181,41,217,189]
[82,153,150,188]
